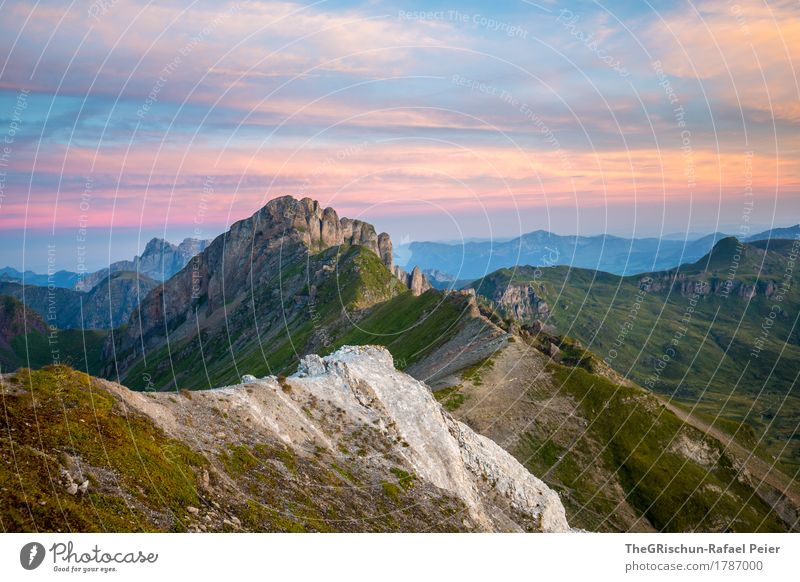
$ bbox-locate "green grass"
[389,467,416,491]
[380,480,402,500]
[219,444,259,477]
[515,363,788,532]
[333,290,473,369]
[0,366,203,532]
[459,355,495,386]
[473,241,800,469]
[433,385,468,411]
[11,329,109,376]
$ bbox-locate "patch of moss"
[433,385,468,411]
[380,480,402,500]
[0,366,203,532]
[219,444,258,477]
[389,467,416,491]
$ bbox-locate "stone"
[392,265,432,296]
[187,506,199,515]
[296,354,326,377]
[286,345,570,532]
[241,374,257,384]
[408,266,431,296]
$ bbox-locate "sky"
[0,0,798,271]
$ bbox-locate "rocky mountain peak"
[391,265,432,296]
[247,196,394,269]
[141,237,168,255]
[108,196,429,382]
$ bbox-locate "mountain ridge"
[0,346,570,532]
[397,225,798,280]
[465,236,800,470]
[106,196,431,389]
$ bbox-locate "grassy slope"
[330,289,472,369]
[0,366,203,532]
[0,294,108,376]
[0,366,470,533]
[119,245,407,390]
[514,362,789,532]
[10,329,109,377]
[471,240,800,470]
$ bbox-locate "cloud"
[643,0,800,121]
[0,0,797,237]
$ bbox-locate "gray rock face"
[392,265,432,296]
[641,273,777,299]
[294,345,570,532]
[495,283,549,321]
[76,237,210,291]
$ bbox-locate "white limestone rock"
[291,345,570,532]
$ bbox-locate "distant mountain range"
[0,270,160,330]
[0,237,210,291]
[397,224,800,281]
[0,267,83,288]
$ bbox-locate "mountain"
[747,224,800,242]
[0,237,210,291]
[75,237,210,291]
[107,196,435,390]
[397,230,731,280]
[466,237,800,471]
[0,267,82,288]
[433,329,798,532]
[0,295,108,375]
[0,270,160,329]
[0,347,569,532]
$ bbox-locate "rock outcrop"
[295,346,568,531]
[640,272,778,299]
[392,265,432,296]
[494,283,550,320]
